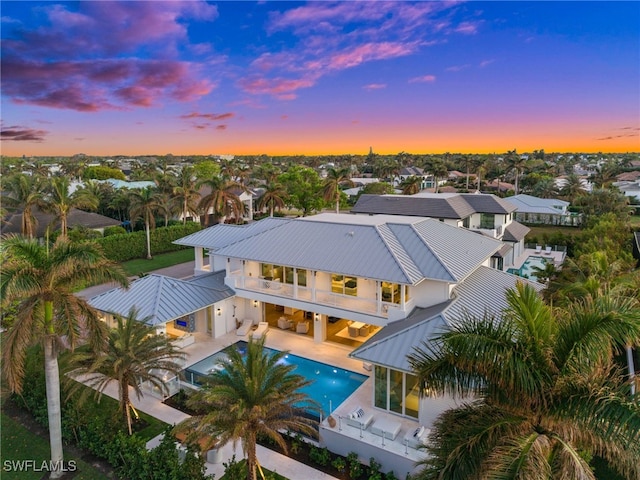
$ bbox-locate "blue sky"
[1,1,638,156]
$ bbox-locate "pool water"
[507,255,549,282]
[182,341,368,418]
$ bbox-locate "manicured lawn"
[120,248,194,276]
[525,224,583,239]
[0,413,111,480]
[630,215,640,228]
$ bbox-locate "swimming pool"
[507,255,549,282]
[182,341,368,418]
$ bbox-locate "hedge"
[95,222,202,262]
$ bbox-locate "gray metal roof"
[350,266,543,371]
[503,194,569,215]
[209,214,500,284]
[174,217,290,249]
[1,207,120,237]
[89,273,234,326]
[444,266,543,325]
[351,194,476,219]
[502,221,530,243]
[459,193,517,214]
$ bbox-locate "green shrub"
[95,222,202,262]
[332,456,346,473]
[309,445,331,466]
[347,451,363,479]
[103,225,127,237]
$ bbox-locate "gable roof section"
[2,207,120,237]
[351,193,476,219]
[174,217,290,249]
[210,214,500,284]
[460,193,517,214]
[503,194,569,215]
[89,273,233,326]
[350,266,543,371]
[502,221,530,242]
[349,303,450,371]
[407,220,501,281]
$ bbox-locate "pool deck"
[512,247,566,272]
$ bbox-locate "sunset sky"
[1,1,638,157]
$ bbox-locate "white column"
[313,313,326,343]
[194,247,204,271]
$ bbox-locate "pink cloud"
[1,2,217,111]
[215,125,227,131]
[479,59,495,68]
[454,21,481,35]
[363,83,387,91]
[446,64,471,72]
[328,42,417,70]
[409,75,436,83]
[181,112,234,121]
[1,125,48,142]
[238,76,315,99]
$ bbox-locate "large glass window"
[480,213,495,229]
[374,366,387,409]
[382,282,401,304]
[373,366,420,419]
[389,370,403,414]
[331,274,357,296]
[297,269,307,287]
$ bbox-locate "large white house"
[89,212,542,477]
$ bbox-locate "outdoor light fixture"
[253,300,259,308]
[217,308,221,316]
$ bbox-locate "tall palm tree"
[0,236,128,479]
[322,167,354,214]
[400,175,422,195]
[43,177,99,239]
[172,166,200,225]
[257,182,287,217]
[560,172,587,202]
[505,149,527,195]
[69,309,184,435]
[129,186,161,259]
[197,175,244,226]
[176,336,319,480]
[430,159,448,193]
[2,173,45,238]
[408,283,640,480]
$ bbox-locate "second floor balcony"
[226,272,409,319]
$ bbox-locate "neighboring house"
[503,194,580,226]
[100,179,156,190]
[90,212,542,477]
[350,192,528,270]
[613,179,640,200]
[1,207,121,238]
[484,178,514,193]
[394,167,443,190]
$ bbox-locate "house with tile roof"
[503,194,581,226]
[351,192,529,270]
[89,212,543,477]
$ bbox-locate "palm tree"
[2,173,45,238]
[408,283,640,480]
[129,186,160,259]
[69,309,184,435]
[172,166,200,225]
[257,182,287,217]
[176,336,319,480]
[43,177,99,239]
[400,175,422,195]
[505,149,527,195]
[197,175,244,226]
[560,172,587,202]
[0,236,128,479]
[430,159,448,193]
[322,167,354,213]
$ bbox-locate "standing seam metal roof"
[88,273,234,326]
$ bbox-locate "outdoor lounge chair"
[534,245,542,253]
[236,319,252,336]
[344,406,374,430]
[544,246,552,255]
[403,425,430,449]
[250,321,269,339]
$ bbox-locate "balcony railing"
[228,273,389,317]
